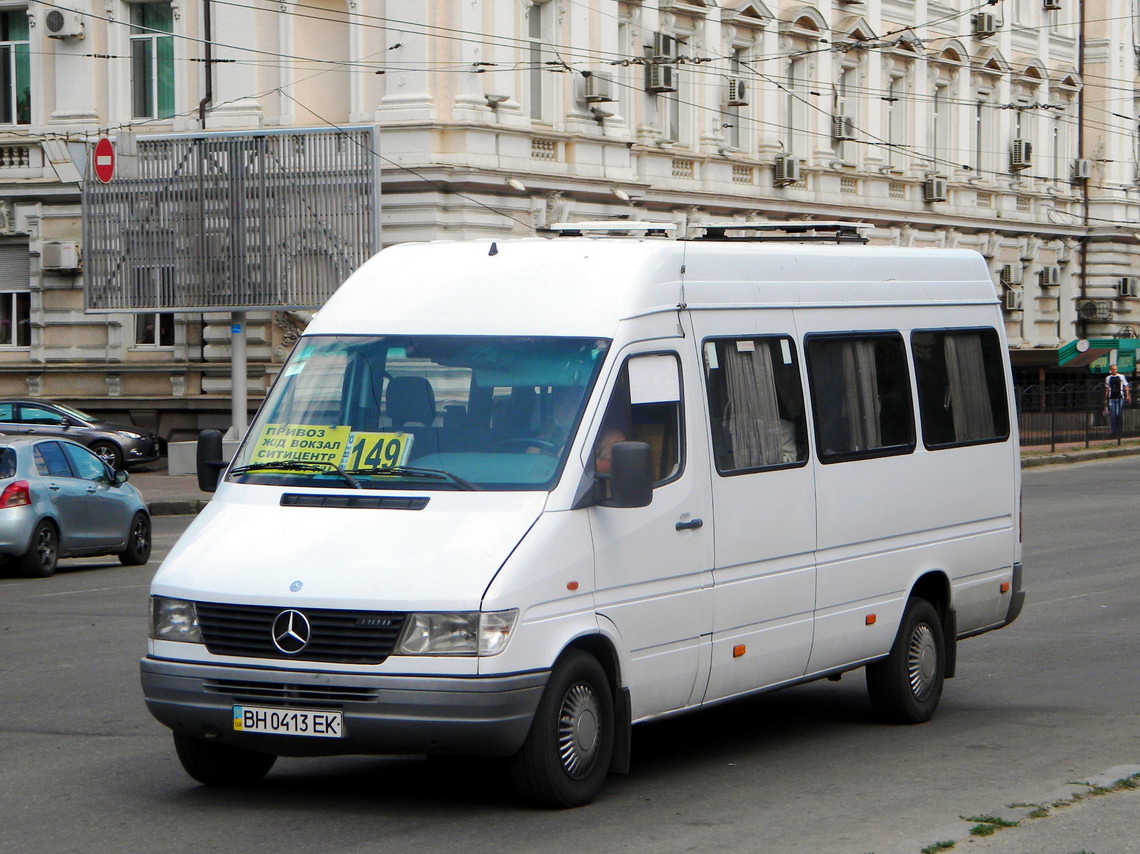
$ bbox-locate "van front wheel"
[866,597,945,724]
[509,650,614,808]
[173,733,276,787]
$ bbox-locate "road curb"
[1021,444,1140,468]
[146,499,211,516]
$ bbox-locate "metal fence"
[82,128,380,313]
[1015,381,1139,449]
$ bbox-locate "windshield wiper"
[343,465,480,491]
[229,460,361,489]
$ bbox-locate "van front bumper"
[140,657,548,757]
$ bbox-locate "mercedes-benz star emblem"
[271,609,311,654]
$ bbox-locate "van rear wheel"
[866,597,945,724]
[509,650,614,808]
[173,733,276,787]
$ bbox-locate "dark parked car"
[0,398,161,470]
[0,435,151,577]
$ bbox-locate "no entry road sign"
[93,138,115,183]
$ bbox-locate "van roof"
[306,237,999,338]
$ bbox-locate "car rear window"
[0,447,14,478]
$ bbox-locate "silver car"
[0,436,151,577]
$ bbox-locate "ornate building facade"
[2,0,1138,439]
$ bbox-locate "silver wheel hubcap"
[132,520,148,552]
[36,528,55,566]
[907,623,938,700]
[557,682,600,780]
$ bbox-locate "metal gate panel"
[82,127,379,313]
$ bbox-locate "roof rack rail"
[691,221,870,244]
[549,221,677,238]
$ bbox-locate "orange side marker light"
[1000,582,1010,594]
[732,644,746,658]
[865,614,877,626]
[566,581,579,591]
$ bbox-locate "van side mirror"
[607,441,653,508]
[196,429,227,493]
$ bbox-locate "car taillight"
[0,480,31,508]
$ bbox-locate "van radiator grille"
[195,603,406,664]
[204,679,379,704]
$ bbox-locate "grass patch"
[920,842,955,853]
[1027,806,1050,819]
[963,815,1020,837]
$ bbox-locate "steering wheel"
[497,438,558,456]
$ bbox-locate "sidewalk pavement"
[129,439,1140,517]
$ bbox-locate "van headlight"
[150,597,202,643]
[396,610,518,656]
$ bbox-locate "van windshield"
[228,335,609,491]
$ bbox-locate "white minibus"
[141,223,1024,807]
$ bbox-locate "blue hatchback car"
[0,435,151,577]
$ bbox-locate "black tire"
[17,520,58,578]
[509,650,614,808]
[89,441,124,470]
[118,512,152,566]
[866,597,945,724]
[173,733,276,787]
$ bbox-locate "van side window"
[806,334,915,462]
[703,336,808,473]
[912,328,1010,448]
[594,353,682,485]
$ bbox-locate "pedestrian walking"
[1104,364,1131,436]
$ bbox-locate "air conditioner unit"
[652,33,677,61]
[1077,298,1114,321]
[725,78,748,107]
[831,115,856,141]
[922,177,948,202]
[41,241,81,271]
[773,153,801,186]
[1010,139,1033,170]
[1039,266,1061,287]
[1004,289,1024,311]
[44,9,85,39]
[1000,264,1023,286]
[1072,158,1092,181]
[1119,276,1138,298]
[973,12,999,36]
[1043,0,1062,9]
[583,72,614,103]
[647,64,676,93]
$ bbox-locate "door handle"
[86,486,97,494]
[48,484,61,491]
[675,518,704,531]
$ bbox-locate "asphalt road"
[1,457,1137,854]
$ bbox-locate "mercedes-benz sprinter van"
[141,223,1024,807]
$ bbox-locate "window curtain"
[841,340,881,450]
[723,342,784,467]
[943,334,994,441]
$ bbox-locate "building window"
[785,54,808,155]
[131,265,175,345]
[0,290,29,346]
[130,2,174,119]
[885,75,906,169]
[974,97,990,177]
[724,48,745,150]
[136,312,174,346]
[931,83,947,168]
[0,10,30,125]
[527,1,551,122]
